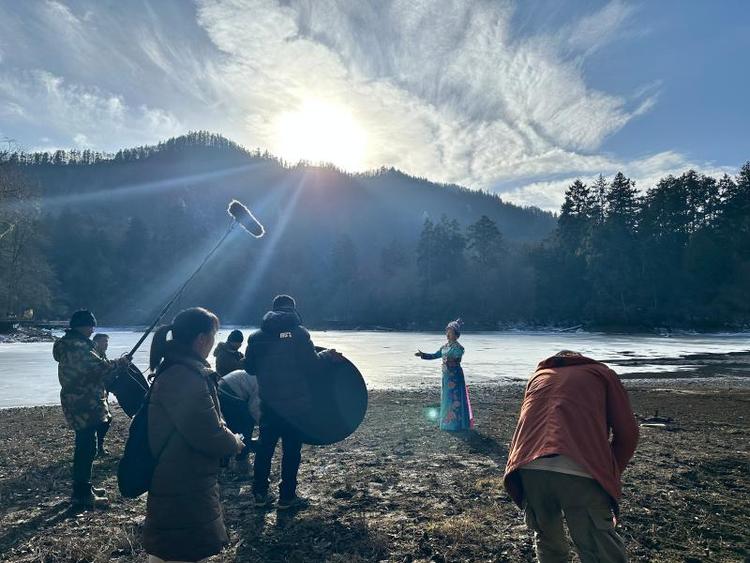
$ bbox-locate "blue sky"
[0,0,747,210]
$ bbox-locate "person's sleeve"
[296,327,330,372]
[420,349,442,360]
[232,355,244,373]
[243,340,257,375]
[161,371,240,458]
[606,369,639,474]
[76,343,119,388]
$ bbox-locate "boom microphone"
[228,199,265,238]
[127,198,265,360]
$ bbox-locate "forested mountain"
[1,132,748,330]
[0,132,554,327]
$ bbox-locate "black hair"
[227,329,244,343]
[149,307,219,371]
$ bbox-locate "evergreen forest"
[1,132,748,331]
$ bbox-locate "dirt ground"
[0,382,748,563]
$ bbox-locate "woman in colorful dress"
[415,319,473,431]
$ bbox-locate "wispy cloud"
[0,0,736,210]
[0,70,182,150]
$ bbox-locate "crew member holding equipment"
[245,294,342,510]
[53,310,130,509]
[217,368,260,470]
[213,329,245,376]
[92,333,112,457]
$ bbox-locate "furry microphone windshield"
[227,200,265,238]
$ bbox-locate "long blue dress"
[421,341,473,431]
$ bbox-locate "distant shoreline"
[3,323,750,344]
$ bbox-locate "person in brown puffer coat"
[144,307,244,563]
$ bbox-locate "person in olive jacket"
[144,307,244,563]
[244,294,341,510]
[53,310,129,509]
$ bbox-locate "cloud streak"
[0,0,735,210]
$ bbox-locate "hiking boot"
[253,492,274,509]
[277,495,310,511]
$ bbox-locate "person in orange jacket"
[504,350,639,563]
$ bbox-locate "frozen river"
[1,329,748,408]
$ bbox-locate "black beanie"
[227,329,244,343]
[272,294,296,311]
[70,309,97,328]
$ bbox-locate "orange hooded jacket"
[504,355,639,510]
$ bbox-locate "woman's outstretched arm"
[415,348,442,360]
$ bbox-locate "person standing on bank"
[244,294,342,510]
[53,311,129,509]
[144,307,244,563]
[213,329,245,376]
[415,319,473,431]
[92,333,112,457]
[503,350,639,563]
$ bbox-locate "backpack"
[117,386,156,498]
[117,359,206,498]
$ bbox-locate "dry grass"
[0,384,749,562]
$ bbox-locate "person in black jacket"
[213,330,244,376]
[244,294,340,510]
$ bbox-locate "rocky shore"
[0,326,56,344]
[0,382,748,562]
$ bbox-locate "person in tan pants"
[504,351,639,562]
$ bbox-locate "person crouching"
[503,350,639,563]
[217,369,260,472]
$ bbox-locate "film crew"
[217,368,261,473]
[245,294,342,510]
[92,333,112,457]
[144,307,244,563]
[213,329,245,376]
[53,311,130,509]
[504,350,639,563]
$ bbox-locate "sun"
[275,100,367,171]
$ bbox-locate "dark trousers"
[72,426,97,495]
[519,469,627,563]
[218,389,256,460]
[253,409,302,501]
[96,420,110,451]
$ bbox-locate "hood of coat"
[52,329,89,362]
[260,310,301,335]
[536,354,602,370]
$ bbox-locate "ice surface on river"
[0,329,748,408]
